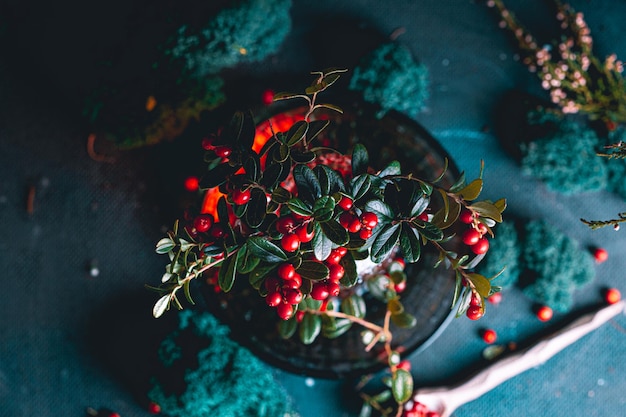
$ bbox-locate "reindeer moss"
[519,220,595,312]
[476,221,521,289]
[147,310,295,417]
[348,41,429,119]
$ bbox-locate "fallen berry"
[604,288,621,304]
[481,328,497,344]
[536,305,553,322]
[593,247,608,264]
[148,402,161,414]
[487,292,502,304]
[183,176,199,192]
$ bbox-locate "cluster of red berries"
[274,213,315,253]
[201,135,233,160]
[459,209,489,255]
[404,400,440,417]
[466,292,485,320]
[337,196,379,240]
[188,213,227,242]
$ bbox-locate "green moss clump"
[519,220,595,312]
[169,0,293,76]
[348,41,429,119]
[476,221,521,289]
[148,310,296,417]
[519,120,607,194]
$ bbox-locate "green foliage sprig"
[148,69,506,416]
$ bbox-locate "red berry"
[201,136,215,150]
[471,237,490,255]
[481,328,497,344]
[604,288,621,304]
[276,215,296,234]
[264,276,280,291]
[209,223,226,239]
[470,293,482,307]
[417,212,429,222]
[394,280,406,293]
[283,288,303,305]
[476,222,488,235]
[276,302,294,320]
[295,310,305,322]
[359,228,373,239]
[295,224,315,243]
[335,247,348,257]
[339,212,354,228]
[184,176,199,192]
[266,291,283,307]
[488,292,502,304]
[148,402,161,414]
[232,188,251,205]
[277,263,296,280]
[282,273,302,289]
[348,218,362,233]
[397,360,411,371]
[459,209,474,224]
[193,214,214,233]
[328,263,345,282]
[360,212,378,229]
[281,233,300,252]
[466,305,484,320]
[213,146,232,158]
[593,247,608,264]
[536,305,553,322]
[327,281,341,297]
[338,195,353,211]
[262,89,274,105]
[326,249,343,265]
[462,229,481,246]
[310,282,330,300]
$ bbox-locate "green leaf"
[218,252,237,292]
[248,236,288,262]
[364,199,395,221]
[299,313,322,345]
[431,193,461,230]
[468,272,491,298]
[200,163,239,189]
[291,150,317,163]
[312,222,333,261]
[245,187,267,229]
[471,201,503,222]
[350,174,371,202]
[183,280,195,305]
[152,294,171,318]
[277,143,290,162]
[414,220,444,242]
[322,317,352,339]
[285,120,309,146]
[312,196,335,222]
[261,162,288,189]
[156,238,175,254]
[449,172,467,193]
[370,223,401,263]
[409,195,430,218]
[378,160,401,177]
[297,260,329,281]
[249,264,275,289]
[391,369,414,404]
[271,186,292,204]
[399,224,421,263]
[306,119,330,143]
[243,154,261,182]
[320,219,350,245]
[278,316,298,339]
[236,244,260,274]
[351,144,369,176]
[287,198,313,217]
[341,294,366,318]
[493,198,507,213]
[391,311,417,328]
[294,164,322,203]
[339,253,358,287]
[458,178,483,201]
[387,298,404,315]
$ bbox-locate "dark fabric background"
[1,1,625,416]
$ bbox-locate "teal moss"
[476,221,521,289]
[519,220,595,312]
[169,0,293,77]
[148,310,295,417]
[519,119,607,195]
[348,41,429,119]
[604,127,626,199]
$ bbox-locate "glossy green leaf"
[364,199,395,221]
[458,178,483,201]
[294,164,322,203]
[218,252,237,292]
[352,143,369,176]
[272,91,304,101]
[391,369,413,404]
[312,196,335,222]
[378,160,401,177]
[261,161,288,189]
[297,260,329,281]
[271,186,292,204]
[299,313,322,345]
[340,294,366,319]
[287,198,313,217]
[243,154,261,182]
[350,174,371,202]
[387,298,404,315]
[245,187,267,229]
[152,294,171,318]
[339,252,358,287]
[286,120,309,146]
[322,317,352,339]
[247,236,287,262]
[312,222,333,261]
[249,264,275,289]
[399,223,421,263]
[291,150,317,163]
[320,219,350,245]
[390,311,417,328]
[468,272,491,298]
[431,194,461,230]
[449,171,467,193]
[217,196,229,226]
[306,119,330,143]
[409,195,430,218]
[156,238,175,254]
[236,244,260,274]
[182,280,195,305]
[370,223,401,263]
[493,198,507,213]
[276,143,290,162]
[278,316,298,339]
[471,201,503,222]
[414,220,444,242]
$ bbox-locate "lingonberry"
[335,247,348,257]
[295,310,305,322]
[283,272,302,289]
[604,288,621,304]
[339,212,355,229]
[275,215,296,234]
[193,214,214,233]
[347,218,362,233]
[337,195,353,211]
[213,145,232,158]
[488,292,502,304]
[593,247,608,264]
[417,212,429,222]
[276,302,294,320]
[183,176,199,192]
[360,211,378,229]
[327,281,341,297]
[459,209,474,224]
[283,288,303,305]
[471,237,489,255]
[481,328,497,344]
[209,224,226,239]
[359,228,373,239]
[310,282,330,300]
[281,233,300,252]
[397,360,411,371]
[266,291,283,307]
[326,249,343,265]
[476,222,488,235]
[462,229,481,246]
[261,89,274,105]
[231,188,251,205]
[295,224,315,243]
[394,279,406,293]
[536,305,553,322]
[328,263,345,283]
[466,305,484,320]
[201,136,215,150]
[277,263,296,280]
[148,402,161,414]
[264,276,280,291]
[470,293,482,307]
